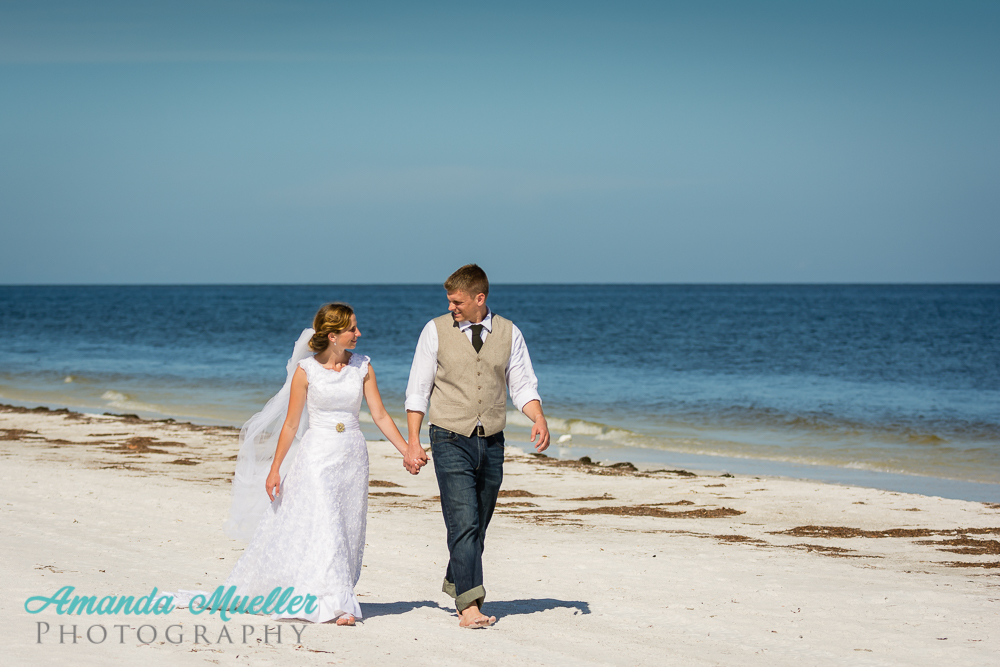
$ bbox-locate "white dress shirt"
[405,308,541,415]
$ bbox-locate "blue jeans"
[430,424,505,612]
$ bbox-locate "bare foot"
[335,614,356,626]
[458,605,495,628]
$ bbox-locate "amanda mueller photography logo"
[25,585,312,645]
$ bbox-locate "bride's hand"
[404,439,428,475]
[265,469,281,501]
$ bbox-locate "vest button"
[478,399,482,404]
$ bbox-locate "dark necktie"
[470,324,484,353]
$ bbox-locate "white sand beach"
[2,404,998,666]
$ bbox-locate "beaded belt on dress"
[309,413,361,432]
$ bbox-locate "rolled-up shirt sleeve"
[404,320,439,414]
[507,324,541,412]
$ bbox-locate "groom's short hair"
[444,264,489,299]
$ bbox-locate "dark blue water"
[1,285,998,494]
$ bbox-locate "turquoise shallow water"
[1,284,998,499]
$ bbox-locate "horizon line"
[2,281,998,288]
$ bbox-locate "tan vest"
[428,313,512,437]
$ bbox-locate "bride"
[213,302,411,626]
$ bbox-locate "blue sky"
[1,1,997,284]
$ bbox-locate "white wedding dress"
[220,352,371,622]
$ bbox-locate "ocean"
[1,284,998,501]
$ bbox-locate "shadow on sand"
[485,598,591,617]
[360,600,453,618]
[360,597,590,620]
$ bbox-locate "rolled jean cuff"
[456,586,486,613]
[442,578,486,612]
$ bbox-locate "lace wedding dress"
[220,353,371,622]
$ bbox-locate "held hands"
[404,438,429,475]
[265,468,281,501]
[531,416,551,453]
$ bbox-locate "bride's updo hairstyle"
[309,302,355,352]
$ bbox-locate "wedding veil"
[223,327,315,540]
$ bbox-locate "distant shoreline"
[4,399,998,504]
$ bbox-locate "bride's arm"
[265,366,307,501]
[362,363,410,458]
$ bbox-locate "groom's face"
[447,290,486,323]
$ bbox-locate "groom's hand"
[404,439,428,475]
[531,416,551,453]
[522,400,550,452]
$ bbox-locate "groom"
[404,263,550,628]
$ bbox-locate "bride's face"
[329,314,360,350]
